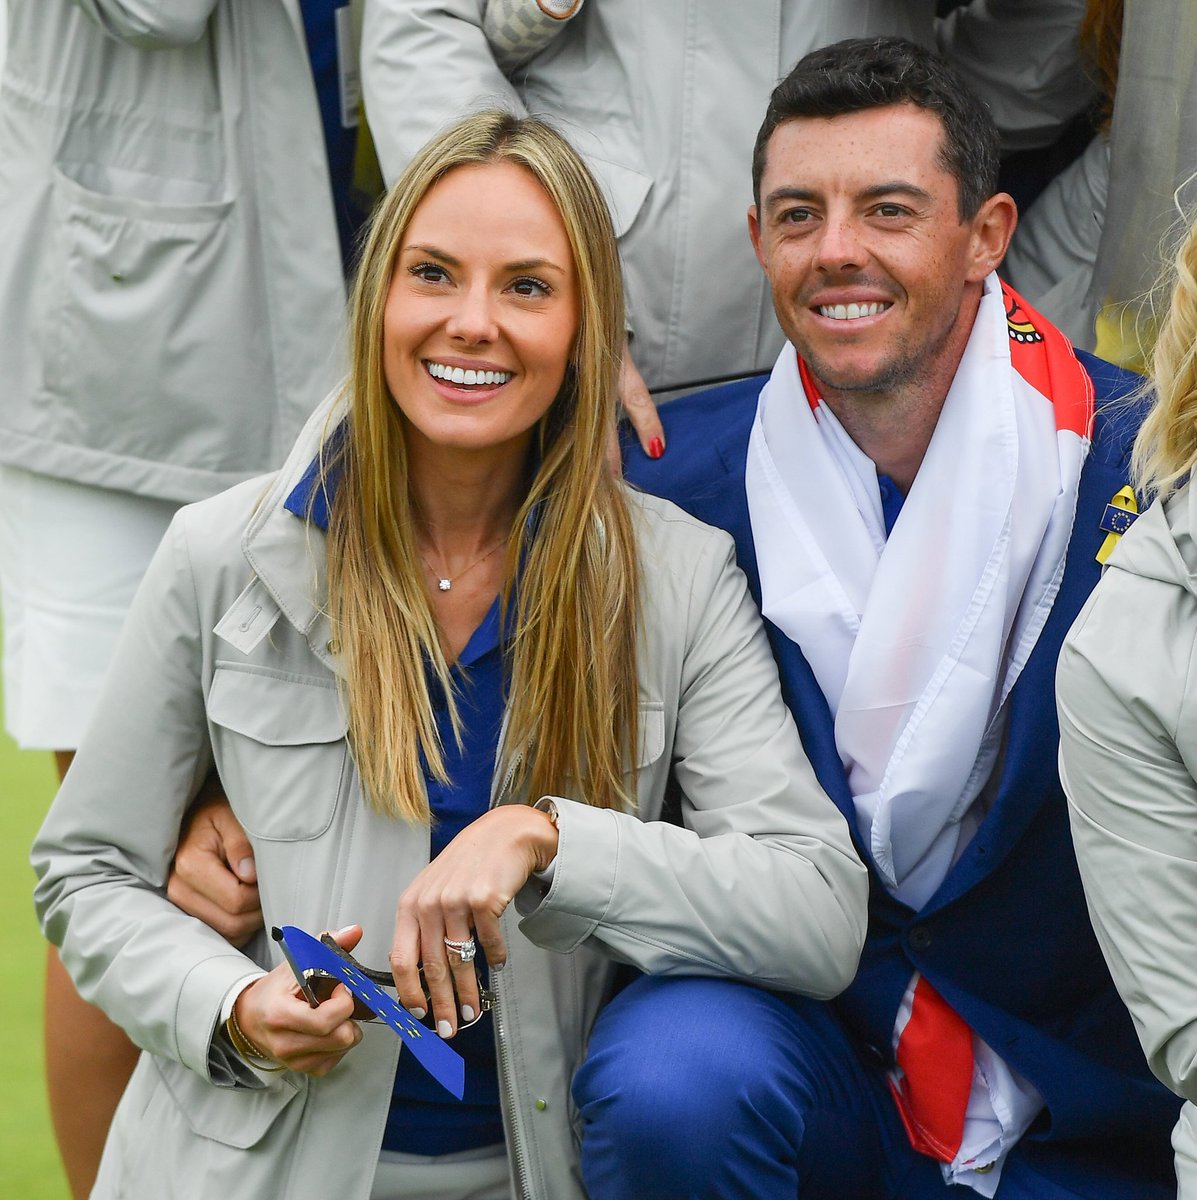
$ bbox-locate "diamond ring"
[443,936,477,963]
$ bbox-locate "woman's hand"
[232,925,365,1076]
[390,805,558,1039]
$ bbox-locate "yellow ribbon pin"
[1096,486,1139,565]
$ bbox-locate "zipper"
[494,913,533,1200]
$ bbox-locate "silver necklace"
[419,537,506,592]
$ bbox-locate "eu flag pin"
[1096,486,1139,565]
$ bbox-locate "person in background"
[0,1,355,1193]
[1057,214,1197,1197]
[32,109,866,1200]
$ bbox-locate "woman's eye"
[411,263,450,284]
[510,276,551,298]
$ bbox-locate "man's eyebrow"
[763,187,819,208]
[763,182,936,208]
[401,244,567,274]
[859,181,935,205]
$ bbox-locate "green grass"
[0,721,69,1198]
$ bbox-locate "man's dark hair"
[751,37,1000,220]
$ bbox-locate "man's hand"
[611,344,665,472]
[168,776,263,947]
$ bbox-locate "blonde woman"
[32,111,866,1200]
[1057,216,1197,1196]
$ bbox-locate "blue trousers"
[573,976,1173,1200]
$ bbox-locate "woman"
[32,111,866,1200]
[1056,216,1197,1195]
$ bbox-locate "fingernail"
[335,925,355,937]
[237,857,257,881]
[461,1005,476,1023]
[648,436,664,460]
[437,1019,453,1038]
[410,1006,426,1020]
[491,960,505,974]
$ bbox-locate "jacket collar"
[240,389,348,674]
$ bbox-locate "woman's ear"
[967,192,1018,282]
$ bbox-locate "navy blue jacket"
[624,350,1179,1164]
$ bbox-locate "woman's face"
[383,160,581,460]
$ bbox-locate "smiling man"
[606,36,1180,1200]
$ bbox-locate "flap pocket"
[209,665,349,841]
[209,666,347,745]
[635,702,666,769]
[153,1055,303,1150]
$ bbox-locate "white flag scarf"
[745,275,1093,909]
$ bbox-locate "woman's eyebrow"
[401,245,566,275]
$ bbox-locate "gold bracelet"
[226,1009,286,1072]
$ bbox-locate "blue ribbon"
[273,925,466,1100]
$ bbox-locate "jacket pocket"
[152,1054,304,1150]
[634,702,666,769]
[208,665,350,842]
[36,166,274,475]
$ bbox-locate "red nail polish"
[648,436,664,460]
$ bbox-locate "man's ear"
[748,204,767,271]
[967,192,1018,282]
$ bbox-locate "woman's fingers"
[443,927,482,1028]
[233,968,361,1076]
[390,906,430,1020]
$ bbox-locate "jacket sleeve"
[360,1,651,243]
[517,527,868,1000]
[362,0,525,184]
[935,0,1095,152]
[32,514,265,1085]
[1057,566,1197,1104]
[68,0,220,47]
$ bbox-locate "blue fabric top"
[298,0,369,272]
[285,454,506,1156]
[877,473,904,537]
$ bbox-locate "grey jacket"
[0,0,345,501]
[361,0,936,393]
[33,395,867,1200]
[1057,482,1197,1196]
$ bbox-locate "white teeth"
[818,302,887,321]
[426,362,511,386]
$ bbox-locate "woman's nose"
[446,284,499,344]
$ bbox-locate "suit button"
[908,926,932,951]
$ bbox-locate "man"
[579,35,1178,1199]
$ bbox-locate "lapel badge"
[1096,486,1139,565]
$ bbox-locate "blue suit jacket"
[624,351,1179,1163]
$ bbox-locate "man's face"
[749,104,997,401]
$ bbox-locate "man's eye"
[781,208,813,224]
[511,276,551,298]
[875,204,907,218]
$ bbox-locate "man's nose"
[812,214,866,274]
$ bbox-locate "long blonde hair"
[1131,218,1197,502]
[324,111,640,822]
